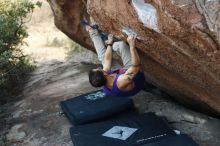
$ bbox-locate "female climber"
[84,22,145,97]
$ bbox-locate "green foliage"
[65,38,84,52]
[65,39,85,58]
[0,0,39,104]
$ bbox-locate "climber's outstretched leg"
[112,41,132,69]
[87,26,106,66]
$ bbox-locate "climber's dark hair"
[89,69,106,87]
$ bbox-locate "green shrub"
[62,37,85,58]
[0,0,40,104]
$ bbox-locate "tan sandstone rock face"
[48,0,220,116]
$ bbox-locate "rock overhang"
[47,0,220,117]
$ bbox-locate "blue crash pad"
[141,134,198,146]
[60,90,134,125]
[70,113,176,146]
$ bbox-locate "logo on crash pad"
[85,91,106,100]
[102,126,138,140]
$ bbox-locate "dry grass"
[23,0,99,64]
[23,0,71,62]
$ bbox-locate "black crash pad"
[60,90,134,125]
[70,113,176,146]
[141,134,198,146]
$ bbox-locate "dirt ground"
[5,60,220,146]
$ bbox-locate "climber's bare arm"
[103,45,112,72]
[117,36,140,88]
[103,34,114,72]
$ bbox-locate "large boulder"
[47,0,220,116]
